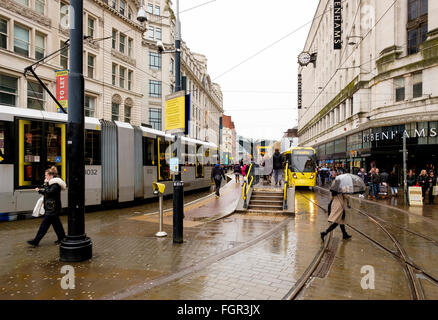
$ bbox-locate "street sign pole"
[60,0,92,262]
[403,133,408,204]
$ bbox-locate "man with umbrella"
[321,174,366,241]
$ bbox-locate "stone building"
[298,0,438,175]
[220,114,235,165]
[0,0,223,144]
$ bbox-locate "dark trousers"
[428,188,435,204]
[215,179,222,196]
[373,184,380,198]
[33,215,66,244]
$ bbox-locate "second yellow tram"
[283,147,317,188]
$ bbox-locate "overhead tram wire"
[212,0,349,81]
[180,0,217,14]
[300,0,399,120]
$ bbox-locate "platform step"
[250,200,283,206]
[248,205,283,211]
[251,195,284,201]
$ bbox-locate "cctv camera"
[137,7,148,23]
[157,41,164,53]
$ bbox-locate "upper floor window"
[112,63,117,85]
[14,0,29,6]
[35,0,45,14]
[111,103,119,121]
[27,81,45,110]
[407,0,428,55]
[149,108,161,130]
[154,5,160,15]
[14,24,29,57]
[35,32,45,60]
[119,0,126,15]
[0,18,8,50]
[128,7,132,19]
[112,29,117,49]
[111,0,116,10]
[60,40,68,69]
[87,17,95,38]
[119,33,126,53]
[156,27,162,41]
[60,1,69,28]
[128,38,133,56]
[413,72,423,98]
[149,52,161,70]
[149,80,161,98]
[128,70,133,90]
[147,3,153,14]
[148,26,154,40]
[124,105,131,123]
[85,95,95,117]
[119,66,125,88]
[0,74,18,107]
[87,53,95,79]
[395,77,405,102]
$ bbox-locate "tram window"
[291,154,316,173]
[46,123,63,174]
[204,148,210,166]
[84,130,101,165]
[21,120,43,186]
[195,144,204,178]
[158,138,170,181]
[0,121,12,164]
[143,137,156,166]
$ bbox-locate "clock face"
[298,52,311,66]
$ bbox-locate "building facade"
[180,41,223,146]
[0,0,223,144]
[220,114,235,165]
[298,0,438,176]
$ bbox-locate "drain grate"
[313,237,339,278]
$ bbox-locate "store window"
[18,120,66,187]
[0,121,12,163]
[413,73,423,98]
[84,95,95,117]
[347,132,362,151]
[395,77,405,102]
[335,138,346,154]
[27,81,45,110]
[326,141,335,155]
[417,122,428,145]
[143,137,156,166]
[84,129,101,165]
[0,74,18,106]
[14,24,29,57]
[429,121,438,145]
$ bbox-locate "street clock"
[298,52,312,66]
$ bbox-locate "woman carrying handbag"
[27,166,66,247]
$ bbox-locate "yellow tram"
[283,147,317,188]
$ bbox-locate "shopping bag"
[32,196,45,217]
[433,186,438,196]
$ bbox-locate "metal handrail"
[242,163,254,209]
[283,163,289,209]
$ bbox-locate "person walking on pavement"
[358,168,368,184]
[321,191,352,241]
[371,168,381,200]
[388,170,399,197]
[27,166,66,247]
[418,170,429,202]
[233,163,241,184]
[406,169,417,205]
[211,163,226,198]
[272,149,284,186]
[427,170,437,204]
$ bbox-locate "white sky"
[173,0,320,141]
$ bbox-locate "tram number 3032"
[85,169,98,176]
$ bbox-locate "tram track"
[295,190,438,300]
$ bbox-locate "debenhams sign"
[363,127,438,143]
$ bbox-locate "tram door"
[17,119,66,188]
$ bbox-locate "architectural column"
[429,0,438,34]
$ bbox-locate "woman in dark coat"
[27,166,66,247]
[427,171,438,204]
[418,170,429,202]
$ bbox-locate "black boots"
[340,224,352,240]
[26,240,38,247]
[321,224,352,241]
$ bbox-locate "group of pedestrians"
[356,167,438,204]
[318,167,340,186]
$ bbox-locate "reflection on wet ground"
[1,185,438,300]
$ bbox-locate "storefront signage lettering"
[334,0,342,50]
[363,128,438,143]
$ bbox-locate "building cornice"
[92,0,147,32]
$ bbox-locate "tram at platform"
[283,147,317,188]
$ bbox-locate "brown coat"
[328,194,346,224]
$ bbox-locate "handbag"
[32,196,45,217]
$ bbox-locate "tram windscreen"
[291,150,316,173]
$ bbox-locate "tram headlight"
[310,174,314,179]
[293,174,297,179]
